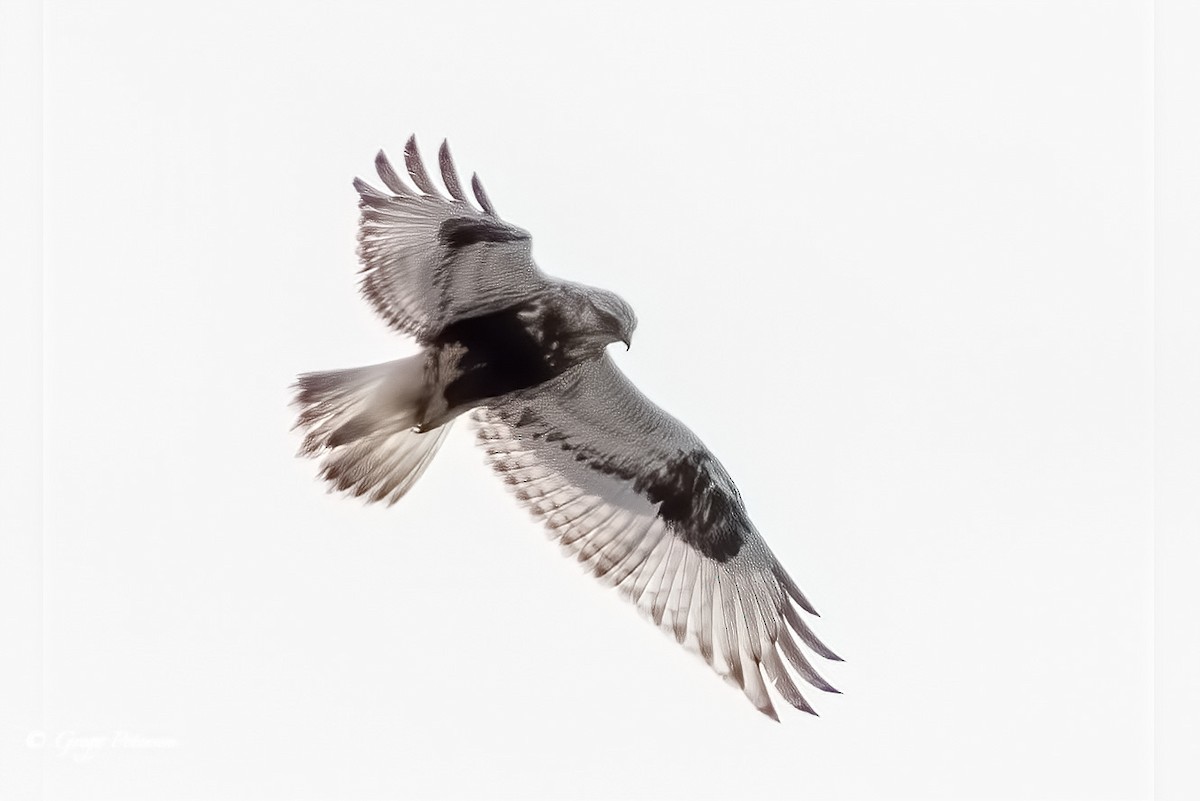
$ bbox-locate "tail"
[291,355,451,506]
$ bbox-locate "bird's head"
[580,286,637,351]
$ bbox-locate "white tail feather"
[292,356,450,505]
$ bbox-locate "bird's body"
[293,136,840,719]
[420,282,634,429]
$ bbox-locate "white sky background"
[33,1,1153,798]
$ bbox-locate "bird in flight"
[293,136,841,719]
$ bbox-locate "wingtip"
[792,691,818,716]
[372,148,415,196]
[402,134,441,196]
[471,171,496,215]
[352,176,382,198]
[403,134,422,165]
[437,139,467,202]
[373,148,389,175]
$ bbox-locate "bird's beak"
[622,338,631,351]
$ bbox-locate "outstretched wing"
[472,355,841,719]
[354,136,548,342]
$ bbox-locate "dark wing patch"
[439,217,532,250]
[510,384,749,561]
[534,434,748,562]
[639,451,750,561]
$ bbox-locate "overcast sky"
[27,1,1154,798]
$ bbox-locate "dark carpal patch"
[534,424,746,562]
[638,451,748,562]
[439,217,529,250]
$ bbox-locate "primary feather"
[293,136,840,719]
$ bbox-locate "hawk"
[293,136,841,719]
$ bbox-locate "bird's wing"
[472,354,841,719]
[354,136,547,342]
